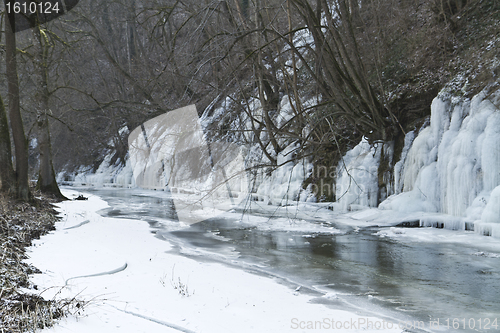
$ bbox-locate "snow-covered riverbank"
[27,189,405,333]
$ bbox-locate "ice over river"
[63,186,500,333]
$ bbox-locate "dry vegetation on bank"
[0,192,80,332]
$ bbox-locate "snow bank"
[28,189,402,333]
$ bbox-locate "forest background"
[0,0,499,201]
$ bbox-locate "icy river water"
[79,187,500,333]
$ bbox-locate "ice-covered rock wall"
[57,152,134,188]
[126,99,313,206]
[334,138,382,211]
[384,87,500,218]
[57,125,135,188]
[128,105,248,197]
[127,105,252,223]
[254,143,314,205]
[64,81,500,233]
[336,85,500,233]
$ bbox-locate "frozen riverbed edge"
[27,189,408,333]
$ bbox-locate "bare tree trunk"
[0,95,15,193]
[37,115,63,197]
[33,28,65,198]
[5,16,31,201]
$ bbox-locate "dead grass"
[0,191,82,332]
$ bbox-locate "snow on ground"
[374,226,500,253]
[27,189,403,333]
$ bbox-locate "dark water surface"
[76,187,500,333]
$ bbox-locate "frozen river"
[79,187,500,333]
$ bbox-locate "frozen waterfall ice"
[379,86,500,235]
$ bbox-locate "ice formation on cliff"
[70,83,500,234]
[380,86,500,235]
[128,105,249,223]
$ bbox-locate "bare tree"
[0,95,15,193]
[5,14,31,201]
[32,26,64,198]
